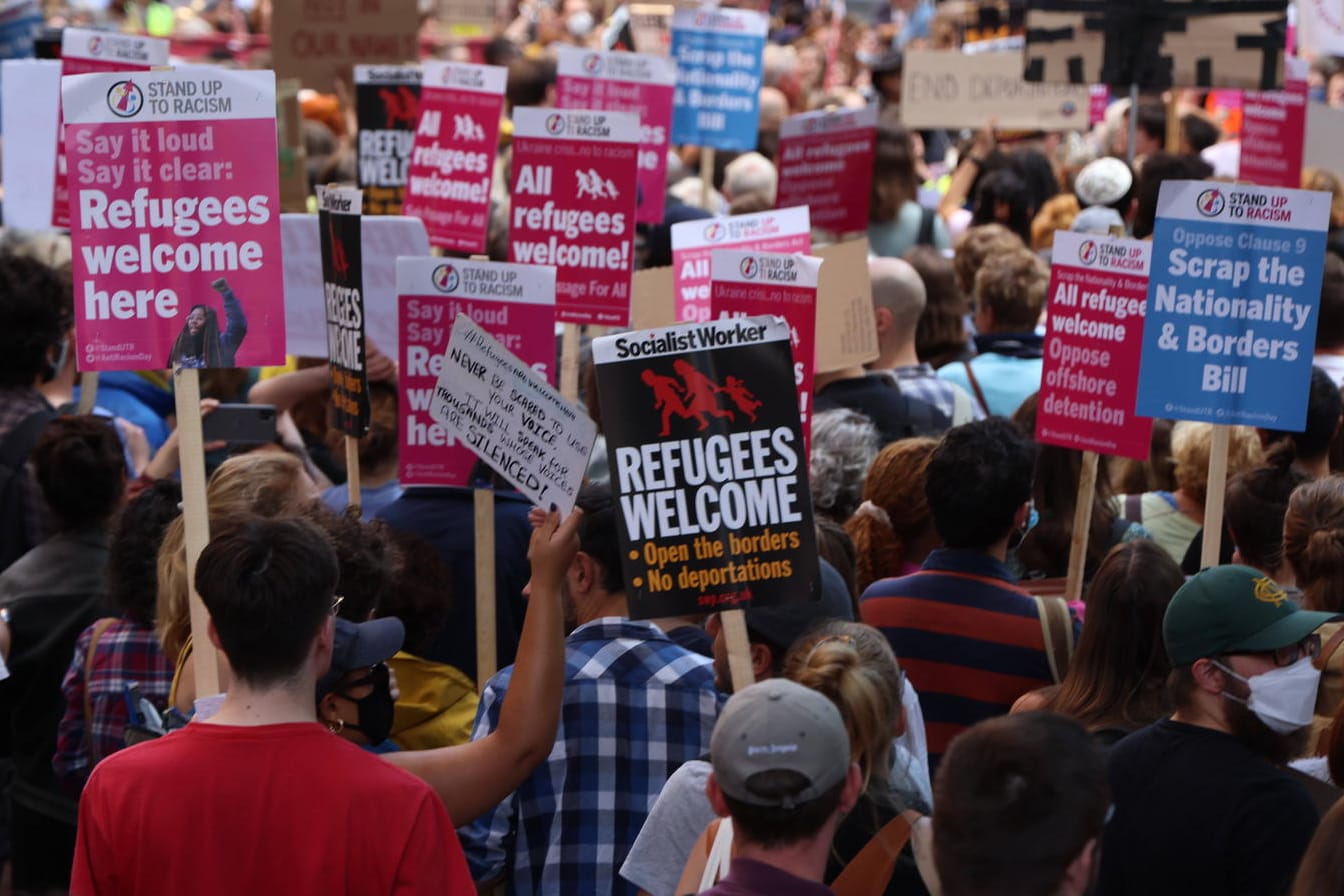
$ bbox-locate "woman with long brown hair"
[1013,541,1184,745]
[845,438,939,596]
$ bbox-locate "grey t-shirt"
[619,760,714,896]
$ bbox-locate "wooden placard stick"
[75,372,99,415]
[1200,425,1232,570]
[720,608,755,693]
[1064,450,1100,604]
[345,434,362,511]
[1166,92,1182,153]
[560,324,582,402]
[174,367,221,698]
[700,147,716,212]
[474,484,497,692]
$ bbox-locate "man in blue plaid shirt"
[458,485,723,896]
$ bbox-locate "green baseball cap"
[1164,565,1341,666]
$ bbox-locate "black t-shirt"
[1099,719,1318,896]
[814,375,950,446]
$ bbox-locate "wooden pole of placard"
[1166,92,1181,153]
[344,435,362,511]
[700,148,715,213]
[1201,426,1232,570]
[1126,84,1139,167]
[720,608,755,693]
[474,485,497,692]
[559,324,581,402]
[174,368,221,698]
[1064,451,1100,603]
[75,372,98,415]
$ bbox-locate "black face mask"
[338,663,395,745]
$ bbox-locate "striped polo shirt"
[860,548,1060,770]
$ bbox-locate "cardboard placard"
[436,0,498,36]
[671,206,810,324]
[281,213,429,358]
[355,65,421,216]
[397,257,557,487]
[1023,1,1289,90]
[509,107,640,326]
[64,68,285,372]
[593,315,820,619]
[900,49,1091,131]
[1306,101,1344,172]
[1136,181,1328,430]
[431,314,595,514]
[775,106,877,236]
[1,58,59,227]
[711,250,821,445]
[555,46,677,225]
[1036,232,1153,460]
[629,4,673,56]
[402,61,506,254]
[271,0,418,91]
[669,7,768,151]
[318,185,369,436]
[276,78,308,214]
[53,29,170,229]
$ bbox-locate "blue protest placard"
[1135,180,1330,430]
[670,7,767,151]
[0,0,38,61]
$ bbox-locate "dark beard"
[1223,693,1309,765]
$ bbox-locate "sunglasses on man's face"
[1230,633,1322,669]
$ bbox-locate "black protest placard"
[592,315,820,620]
[319,185,370,436]
[355,66,421,215]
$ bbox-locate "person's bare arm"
[383,506,581,823]
[246,365,329,413]
[938,120,996,226]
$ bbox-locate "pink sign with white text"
[1239,58,1309,189]
[711,249,821,446]
[52,29,169,229]
[672,205,810,324]
[509,107,640,326]
[555,46,676,225]
[402,61,506,254]
[1036,231,1153,460]
[396,257,556,487]
[62,69,285,371]
[776,106,876,235]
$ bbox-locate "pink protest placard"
[671,206,810,324]
[402,61,506,254]
[63,69,285,372]
[711,249,821,445]
[775,106,876,236]
[555,46,676,226]
[1036,231,1153,460]
[1088,85,1110,126]
[509,107,640,326]
[396,257,556,487]
[52,29,169,229]
[1239,58,1308,189]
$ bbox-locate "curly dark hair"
[106,479,183,626]
[300,504,403,624]
[926,418,1035,550]
[31,415,126,531]
[377,529,453,658]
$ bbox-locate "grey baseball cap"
[710,678,851,809]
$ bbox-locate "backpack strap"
[961,361,992,417]
[831,809,924,896]
[1123,493,1143,525]
[701,817,733,890]
[1316,626,1344,672]
[1032,595,1075,684]
[83,618,118,766]
[916,205,936,247]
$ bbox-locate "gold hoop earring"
[327,717,344,734]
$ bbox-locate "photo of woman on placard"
[169,278,248,369]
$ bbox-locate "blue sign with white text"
[0,1,40,61]
[1135,180,1330,430]
[670,7,766,151]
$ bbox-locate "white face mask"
[1214,656,1322,735]
[567,9,594,37]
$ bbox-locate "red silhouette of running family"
[640,360,763,437]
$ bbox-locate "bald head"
[759,87,788,131]
[870,257,927,349]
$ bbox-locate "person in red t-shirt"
[69,515,501,895]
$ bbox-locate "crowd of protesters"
[7,0,1344,895]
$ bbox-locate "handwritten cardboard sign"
[431,314,595,513]
[272,0,418,91]
[901,49,1092,130]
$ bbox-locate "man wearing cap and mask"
[697,679,863,895]
[1099,565,1335,896]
